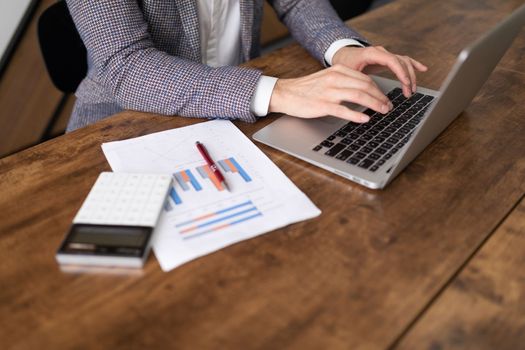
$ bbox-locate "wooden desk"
[1,0,524,349]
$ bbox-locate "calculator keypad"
[73,172,172,227]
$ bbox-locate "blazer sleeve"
[66,0,263,122]
[268,0,369,66]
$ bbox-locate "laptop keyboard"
[312,88,435,172]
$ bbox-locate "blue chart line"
[176,200,253,228]
[183,213,263,241]
[176,200,263,240]
[186,207,258,230]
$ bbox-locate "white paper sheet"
[102,120,321,271]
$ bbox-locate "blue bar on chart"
[217,157,252,182]
[169,187,182,205]
[173,170,202,191]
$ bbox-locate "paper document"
[102,120,321,271]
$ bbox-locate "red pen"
[195,141,230,192]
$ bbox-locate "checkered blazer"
[66,0,367,131]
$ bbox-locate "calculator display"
[59,224,153,257]
[68,225,148,247]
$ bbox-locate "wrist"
[268,79,283,113]
[332,46,361,66]
[269,79,287,114]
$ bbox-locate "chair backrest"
[37,0,87,93]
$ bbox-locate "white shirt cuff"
[250,75,278,117]
[324,39,365,66]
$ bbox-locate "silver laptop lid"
[386,3,525,184]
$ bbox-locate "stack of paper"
[102,120,321,271]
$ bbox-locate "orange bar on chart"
[204,165,224,191]
[224,159,238,173]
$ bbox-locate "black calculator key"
[347,157,360,165]
[312,145,322,152]
[321,140,334,148]
[370,165,380,172]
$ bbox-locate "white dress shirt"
[196,0,364,116]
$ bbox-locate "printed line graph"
[175,200,263,240]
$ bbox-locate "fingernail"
[361,115,370,122]
[412,85,417,93]
[382,104,389,114]
[388,102,394,109]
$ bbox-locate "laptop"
[253,4,525,190]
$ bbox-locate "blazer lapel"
[178,1,201,62]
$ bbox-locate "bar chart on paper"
[166,157,253,209]
[163,153,271,242]
[101,120,321,271]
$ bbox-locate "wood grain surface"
[0,1,524,349]
[396,196,525,350]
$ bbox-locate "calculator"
[56,172,172,268]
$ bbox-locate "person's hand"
[332,46,428,97]
[269,64,394,123]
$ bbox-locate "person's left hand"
[332,46,428,98]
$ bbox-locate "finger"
[330,88,392,115]
[408,57,428,72]
[399,56,417,93]
[394,56,414,97]
[324,103,371,123]
[365,48,413,92]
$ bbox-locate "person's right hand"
[268,64,394,123]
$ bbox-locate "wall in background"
[0,0,34,69]
[0,0,74,158]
